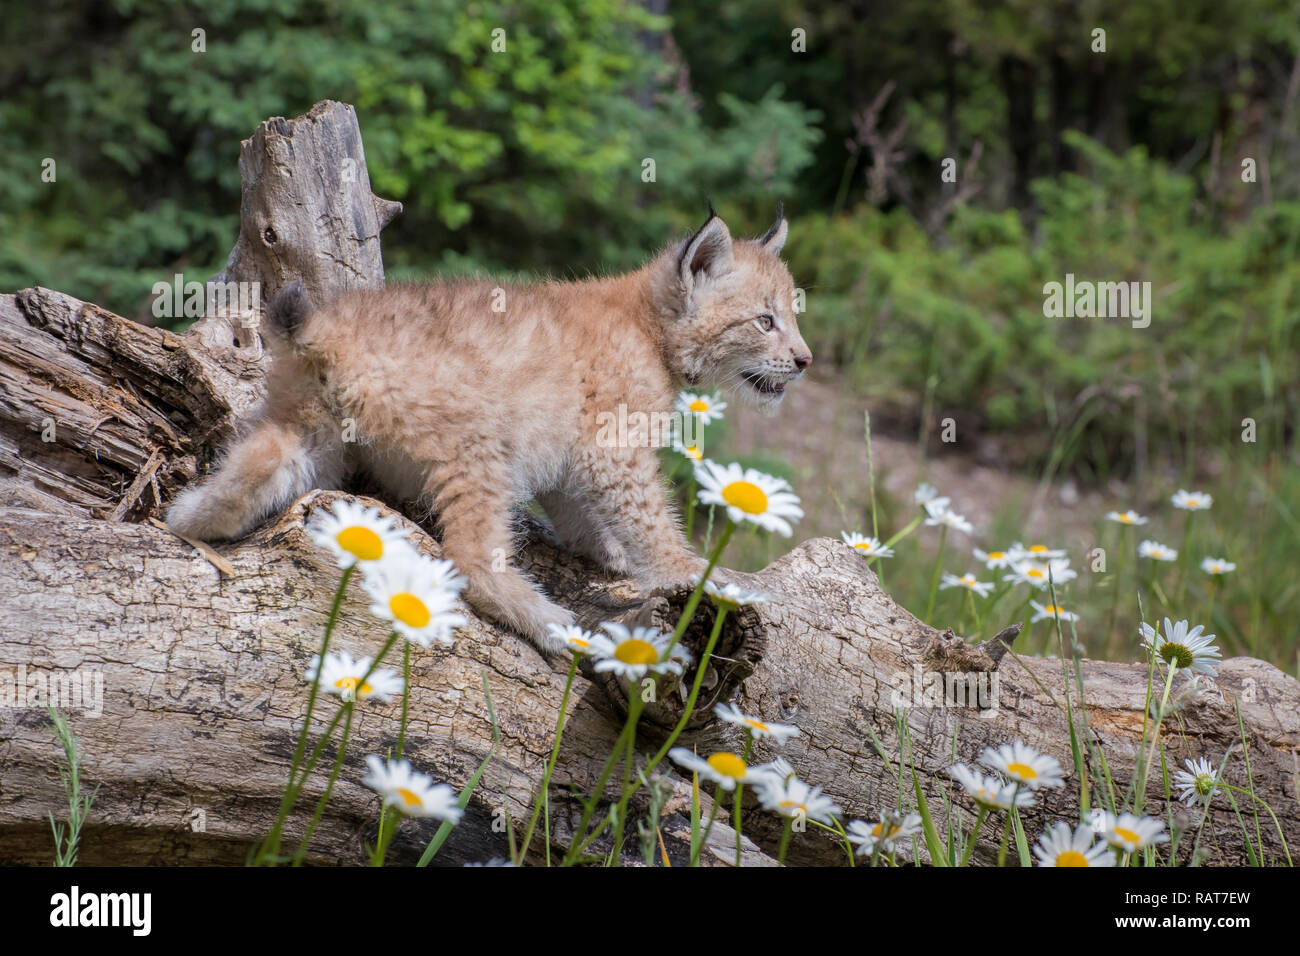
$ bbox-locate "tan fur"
[167,212,811,652]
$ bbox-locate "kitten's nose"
[793,353,812,371]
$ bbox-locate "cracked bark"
[1,102,1296,867]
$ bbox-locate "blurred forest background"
[2,0,1298,667]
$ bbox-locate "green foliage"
[0,0,820,317]
[788,135,1300,476]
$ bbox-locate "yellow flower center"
[1042,606,1061,615]
[778,800,807,816]
[1187,498,1200,508]
[1026,568,1044,578]
[569,637,590,649]
[1159,642,1195,670]
[389,592,430,629]
[614,639,658,666]
[988,551,1004,559]
[684,445,702,461]
[689,399,709,412]
[333,676,373,696]
[962,575,976,585]
[1007,762,1038,780]
[871,822,900,839]
[1029,545,1049,553]
[743,718,770,732]
[396,787,423,808]
[706,752,748,779]
[854,542,871,551]
[722,480,768,515]
[1056,850,1090,867]
[1113,827,1140,845]
[337,526,383,561]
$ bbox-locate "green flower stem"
[958,806,989,866]
[1104,525,1130,655]
[519,655,578,864]
[664,520,735,659]
[733,735,753,866]
[396,640,411,762]
[1134,665,1178,812]
[568,519,735,865]
[691,781,726,866]
[1175,512,1197,601]
[562,704,639,865]
[259,564,354,861]
[608,692,647,858]
[291,702,355,866]
[777,817,794,865]
[996,809,1013,867]
[608,604,730,855]
[923,525,949,624]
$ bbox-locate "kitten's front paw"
[525,603,578,656]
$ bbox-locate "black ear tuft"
[758,200,786,246]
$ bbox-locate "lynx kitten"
[166,208,811,652]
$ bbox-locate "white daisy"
[914,482,939,505]
[362,550,468,647]
[702,579,770,608]
[1200,557,1235,575]
[1101,812,1168,852]
[1003,558,1076,590]
[924,499,973,535]
[841,531,895,559]
[671,433,705,463]
[307,499,413,570]
[846,812,922,856]
[1030,601,1080,624]
[754,773,841,824]
[547,623,599,656]
[973,547,1014,570]
[1105,509,1149,526]
[669,748,756,790]
[361,755,463,822]
[1171,489,1212,511]
[1033,822,1114,867]
[675,390,727,425]
[714,702,799,744]
[586,622,690,681]
[1138,539,1178,562]
[979,741,1066,789]
[304,650,403,703]
[948,763,1036,811]
[1008,542,1068,562]
[1173,757,1221,806]
[748,756,797,787]
[940,572,994,597]
[694,460,803,536]
[1140,617,1221,676]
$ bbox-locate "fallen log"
[1,102,1295,866]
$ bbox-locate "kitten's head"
[650,205,811,409]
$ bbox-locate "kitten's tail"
[264,279,312,338]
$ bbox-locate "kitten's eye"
[755,314,775,332]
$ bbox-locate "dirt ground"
[724,374,1121,554]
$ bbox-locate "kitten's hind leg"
[167,417,344,541]
[432,467,574,654]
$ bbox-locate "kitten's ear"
[678,211,734,289]
[758,201,788,255]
